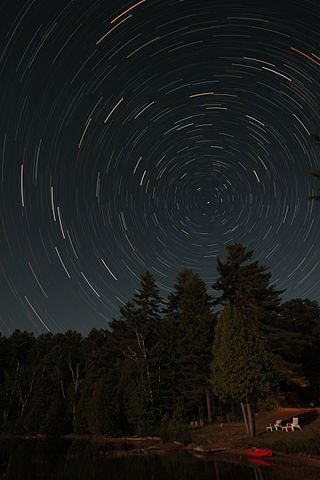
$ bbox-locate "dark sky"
[1,0,320,334]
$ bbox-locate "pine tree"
[212,244,283,323]
[211,304,277,437]
[133,271,162,322]
[163,269,215,423]
[40,392,70,436]
[110,272,162,433]
[309,134,320,199]
[22,333,55,433]
[76,329,124,435]
[212,244,291,408]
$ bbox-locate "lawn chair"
[266,419,282,432]
[282,417,302,432]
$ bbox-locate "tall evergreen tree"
[308,134,320,200]
[44,331,83,431]
[110,272,162,433]
[22,333,55,433]
[211,304,276,437]
[212,244,294,401]
[133,271,162,322]
[76,329,123,435]
[212,244,283,322]
[163,269,215,422]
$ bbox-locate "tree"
[22,333,55,433]
[212,244,288,377]
[110,272,163,433]
[211,304,277,437]
[133,271,162,322]
[212,244,283,323]
[0,330,36,430]
[309,170,320,200]
[40,392,70,436]
[274,299,320,397]
[75,328,124,435]
[43,331,83,431]
[163,269,215,423]
[308,133,320,199]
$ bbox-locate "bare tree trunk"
[240,402,250,435]
[246,403,255,437]
[205,388,212,423]
[68,359,80,394]
[18,376,35,417]
[3,407,9,425]
[68,358,80,425]
[135,329,154,406]
[60,379,66,399]
[3,365,19,424]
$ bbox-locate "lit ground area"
[194,408,320,450]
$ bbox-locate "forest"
[0,244,319,439]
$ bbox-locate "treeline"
[0,244,320,438]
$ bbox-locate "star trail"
[1,0,320,334]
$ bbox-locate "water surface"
[0,439,313,480]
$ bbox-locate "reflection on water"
[0,438,309,480]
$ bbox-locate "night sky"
[1,0,320,334]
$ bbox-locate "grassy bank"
[193,407,320,456]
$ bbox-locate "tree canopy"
[0,247,319,439]
[211,303,277,436]
[212,243,283,320]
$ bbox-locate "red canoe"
[246,448,272,458]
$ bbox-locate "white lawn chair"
[282,417,302,432]
[266,419,282,432]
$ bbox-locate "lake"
[0,439,317,480]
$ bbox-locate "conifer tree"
[163,269,215,422]
[211,304,276,437]
[133,271,162,322]
[111,272,162,433]
[212,244,283,323]
[76,329,123,435]
[309,134,320,199]
[212,244,290,403]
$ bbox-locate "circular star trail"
[1,0,320,333]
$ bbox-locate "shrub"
[159,415,193,445]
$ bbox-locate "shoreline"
[1,432,320,465]
[1,432,320,480]
[1,431,320,480]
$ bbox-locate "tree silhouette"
[309,134,320,200]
